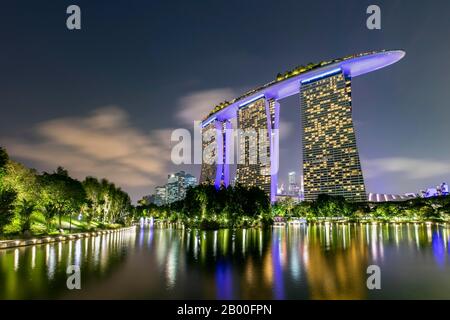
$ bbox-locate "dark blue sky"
[1,0,449,201]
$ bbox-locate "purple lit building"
[200,50,405,202]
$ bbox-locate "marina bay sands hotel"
[199,50,405,202]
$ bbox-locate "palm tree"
[18,199,36,233]
[0,190,16,234]
[41,202,57,232]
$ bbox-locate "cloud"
[176,88,294,139]
[176,88,237,125]
[363,157,450,179]
[2,106,172,200]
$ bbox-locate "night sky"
[1,0,449,202]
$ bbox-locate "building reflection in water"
[216,260,233,299]
[1,223,449,299]
[432,228,447,267]
[272,229,285,299]
[0,228,137,299]
[151,223,450,299]
[303,224,368,299]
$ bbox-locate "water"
[1,223,450,299]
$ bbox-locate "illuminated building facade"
[301,70,366,201]
[288,171,300,196]
[199,50,405,202]
[153,171,198,206]
[199,121,219,185]
[200,119,232,188]
[154,186,167,206]
[236,97,274,196]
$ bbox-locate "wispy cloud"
[363,157,450,179]
[176,88,294,142]
[2,106,172,198]
[176,88,237,125]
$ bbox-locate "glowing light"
[14,249,19,271]
[301,68,342,84]
[238,94,265,108]
[201,116,217,128]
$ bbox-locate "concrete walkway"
[0,226,136,250]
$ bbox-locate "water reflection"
[0,228,137,299]
[0,223,449,299]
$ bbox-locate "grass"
[0,211,125,240]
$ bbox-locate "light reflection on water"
[0,223,449,299]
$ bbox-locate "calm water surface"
[1,223,450,299]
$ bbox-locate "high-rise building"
[166,171,198,204]
[154,186,167,206]
[299,174,305,200]
[199,119,231,188]
[198,50,405,202]
[300,70,366,202]
[200,121,219,185]
[166,171,197,203]
[184,173,198,190]
[288,171,296,185]
[152,171,198,206]
[166,173,180,204]
[288,171,300,196]
[236,97,274,196]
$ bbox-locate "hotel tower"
[199,50,405,202]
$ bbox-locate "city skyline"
[1,1,450,202]
[1,1,450,303]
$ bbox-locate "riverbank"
[151,217,449,230]
[0,225,136,250]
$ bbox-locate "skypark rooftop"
[201,49,405,125]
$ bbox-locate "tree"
[0,147,8,197]
[2,160,39,205]
[82,176,131,225]
[0,146,8,171]
[312,194,356,218]
[39,167,86,230]
[41,202,58,232]
[292,201,314,218]
[418,205,437,220]
[0,190,16,234]
[79,199,94,228]
[82,177,103,222]
[278,197,296,218]
[17,199,36,233]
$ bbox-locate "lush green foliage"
[138,184,271,229]
[0,146,134,238]
[82,176,131,225]
[39,167,86,229]
[17,199,37,233]
[2,161,39,202]
[138,188,450,230]
[274,194,450,222]
[0,147,9,190]
[0,190,17,232]
[0,147,8,168]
